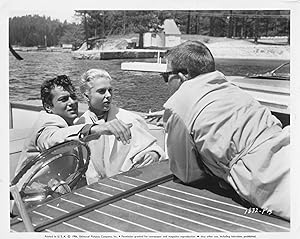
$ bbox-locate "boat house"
[62,44,73,50]
[143,19,181,48]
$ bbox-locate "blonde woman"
[77,69,165,184]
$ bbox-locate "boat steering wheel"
[11,140,90,211]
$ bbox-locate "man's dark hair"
[41,75,76,110]
[165,40,215,78]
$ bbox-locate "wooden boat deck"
[10,161,289,233]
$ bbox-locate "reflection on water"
[9,52,288,112]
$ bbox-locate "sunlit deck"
[10,161,289,232]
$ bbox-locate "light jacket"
[15,111,89,175]
[76,105,166,184]
[164,70,290,220]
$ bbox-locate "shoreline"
[206,41,290,60]
[70,47,289,61]
[12,35,290,61]
[13,49,289,61]
[214,56,289,61]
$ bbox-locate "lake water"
[9,52,288,112]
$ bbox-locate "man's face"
[47,85,78,125]
[89,77,113,114]
[165,61,183,96]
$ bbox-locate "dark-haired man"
[162,40,290,220]
[15,75,133,176]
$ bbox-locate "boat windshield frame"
[248,62,290,81]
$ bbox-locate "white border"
[1,0,299,238]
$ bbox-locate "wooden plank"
[32,162,173,232]
[39,180,189,232]
[33,206,118,232]
[163,181,289,228]
[44,222,85,232]
[80,178,288,232]
[77,210,155,232]
[100,204,187,232]
[112,195,225,232]
[10,218,27,232]
[10,162,170,231]
[96,204,189,232]
[11,161,289,233]
[140,183,287,232]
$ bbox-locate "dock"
[72,49,166,60]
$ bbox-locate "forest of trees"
[9,10,290,48]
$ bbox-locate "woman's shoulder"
[115,108,149,128]
[76,110,96,124]
[117,108,144,121]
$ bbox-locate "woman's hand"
[92,119,133,145]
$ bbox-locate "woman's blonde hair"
[79,69,112,96]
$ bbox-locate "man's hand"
[133,151,160,168]
[92,119,133,145]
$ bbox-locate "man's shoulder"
[35,111,68,128]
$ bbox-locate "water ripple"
[9,52,287,112]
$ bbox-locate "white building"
[62,44,73,49]
[143,19,181,48]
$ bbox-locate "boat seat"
[147,124,165,151]
[10,128,30,180]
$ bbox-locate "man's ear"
[178,72,188,82]
[44,103,53,113]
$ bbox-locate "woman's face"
[88,77,113,114]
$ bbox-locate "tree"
[9,15,67,47]
[9,10,290,48]
[75,10,163,48]
[59,23,85,49]
[126,11,162,48]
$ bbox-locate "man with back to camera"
[160,40,290,221]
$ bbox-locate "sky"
[5,0,90,23]
[5,0,295,23]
